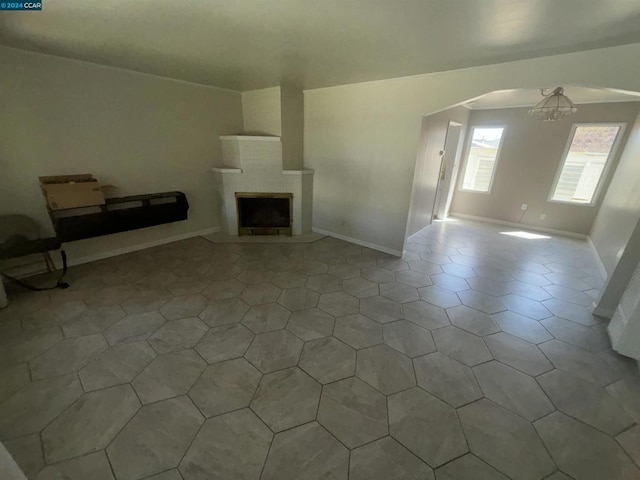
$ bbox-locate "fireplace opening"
[236,192,293,236]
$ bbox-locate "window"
[550,124,623,205]
[460,127,505,193]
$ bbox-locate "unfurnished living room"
[2,1,640,479]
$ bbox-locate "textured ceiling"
[1,0,640,91]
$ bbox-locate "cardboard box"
[39,174,106,210]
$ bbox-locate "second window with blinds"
[549,123,624,206]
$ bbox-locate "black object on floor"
[0,214,69,291]
[1,250,69,291]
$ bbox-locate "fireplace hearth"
[236,192,293,236]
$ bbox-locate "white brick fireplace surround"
[212,136,313,235]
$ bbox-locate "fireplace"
[213,136,313,236]
[236,192,293,236]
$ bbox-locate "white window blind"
[461,127,504,193]
[550,124,621,205]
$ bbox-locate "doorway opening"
[433,121,464,220]
[403,109,469,242]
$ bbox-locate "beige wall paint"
[449,103,640,235]
[241,87,281,136]
[280,85,304,170]
[406,106,469,238]
[304,43,640,253]
[591,110,640,276]
[0,46,243,262]
[240,85,304,170]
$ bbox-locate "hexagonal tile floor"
[250,367,320,432]
[317,376,387,448]
[1,219,638,479]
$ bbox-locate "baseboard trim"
[449,213,588,239]
[593,305,615,319]
[587,236,608,281]
[311,227,403,257]
[60,227,221,267]
[405,229,423,243]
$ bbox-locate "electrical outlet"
[539,213,546,221]
[521,204,528,211]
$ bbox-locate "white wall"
[304,43,640,254]
[0,46,243,264]
[591,111,640,318]
[241,87,282,136]
[591,111,640,275]
[596,220,640,319]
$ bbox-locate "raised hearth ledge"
[203,231,325,244]
[282,169,314,175]
[211,168,313,175]
[219,135,280,141]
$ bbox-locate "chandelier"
[528,87,577,121]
